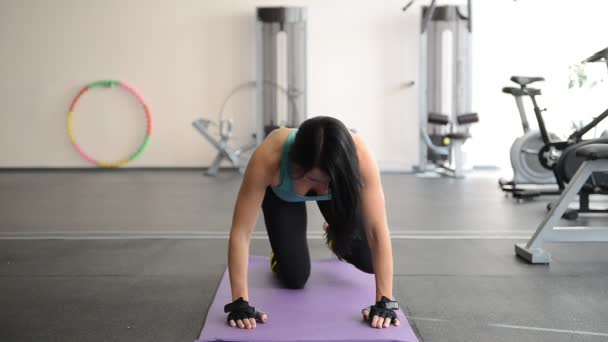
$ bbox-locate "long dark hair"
[289,116,362,257]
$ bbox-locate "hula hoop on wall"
[67,80,152,168]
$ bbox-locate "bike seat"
[510,76,545,87]
[576,140,608,160]
[502,87,541,96]
[582,46,608,64]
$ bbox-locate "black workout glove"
[224,297,264,323]
[366,296,399,321]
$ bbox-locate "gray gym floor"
[1,171,608,342]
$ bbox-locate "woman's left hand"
[362,296,401,328]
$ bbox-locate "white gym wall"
[0,0,606,170]
[0,0,417,169]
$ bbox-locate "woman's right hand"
[224,297,268,329]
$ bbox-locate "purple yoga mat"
[196,255,418,342]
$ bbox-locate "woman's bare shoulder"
[261,128,293,155]
[350,131,377,170]
[250,128,294,172]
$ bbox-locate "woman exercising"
[224,116,399,330]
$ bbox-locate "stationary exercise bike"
[499,76,561,194]
[501,47,608,219]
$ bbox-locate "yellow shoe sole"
[270,251,278,272]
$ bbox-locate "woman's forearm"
[369,227,394,301]
[228,231,251,301]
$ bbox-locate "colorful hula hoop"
[67,80,152,168]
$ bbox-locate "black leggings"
[261,187,374,289]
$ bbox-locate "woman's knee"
[278,266,310,289]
